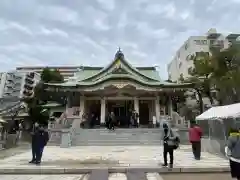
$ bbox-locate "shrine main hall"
[45,50,190,127]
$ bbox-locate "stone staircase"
[71,128,162,146]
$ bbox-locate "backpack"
[169,129,180,150]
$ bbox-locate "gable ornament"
[113,83,127,89]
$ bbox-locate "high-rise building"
[0,71,40,99]
[167,29,240,107]
[16,66,82,80]
[167,28,239,82]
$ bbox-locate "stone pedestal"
[60,129,71,148]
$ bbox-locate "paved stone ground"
[0,145,229,168]
[0,173,232,180]
[0,143,30,160]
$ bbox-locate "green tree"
[211,43,240,105]
[24,68,64,125]
[180,52,216,113]
[41,67,64,83]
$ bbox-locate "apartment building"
[168,28,240,107]
[16,66,82,80]
[0,71,40,99]
[167,28,239,82]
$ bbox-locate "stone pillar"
[65,96,70,113]
[100,97,106,125]
[155,96,160,123]
[134,97,139,124]
[60,129,71,148]
[79,96,85,121]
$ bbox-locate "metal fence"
[198,118,240,156]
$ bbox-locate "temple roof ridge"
[79,48,160,82]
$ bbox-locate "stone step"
[71,128,163,146]
[71,143,161,146]
[71,140,161,146]
[73,128,162,132]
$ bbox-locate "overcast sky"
[1,0,240,79]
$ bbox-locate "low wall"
[48,129,62,145]
[5,134,18,149]
[0,140,5,149]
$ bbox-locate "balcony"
[24,84,33,91]
[5,83,14,88]
[27,72,35,79]
[23,90,33,97]
[7,78,14,82]
[25,78,34,84]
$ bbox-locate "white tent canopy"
[196,103,240,120]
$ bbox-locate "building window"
[194,40,208,45]
[185,43,188,50]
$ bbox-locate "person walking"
[109,111,116,130]
[226,128,240,180]
[35,125,49,165]
[89,113,95,128]
[189,121,202,160]
[131,110,139,128]
[162,123,179,168]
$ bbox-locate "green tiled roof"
[73,68,161,82]
[45,50,191,88]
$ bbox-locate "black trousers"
[163,143,174,165]
[31,143,37,161]
[191,141,201,159]
[109,121,115,130]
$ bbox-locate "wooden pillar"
[155,96,160,122]
[168,96,173,118]
[79,96,85,120]
[100,97,106,125]
[134,97,139,124]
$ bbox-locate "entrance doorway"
[85,100,101,126]
[106,100,133,127]
[139,100,150,126]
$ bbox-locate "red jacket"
[189,126,202,142]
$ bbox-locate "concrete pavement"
[0,145,230,174]
[0,172,232,180]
